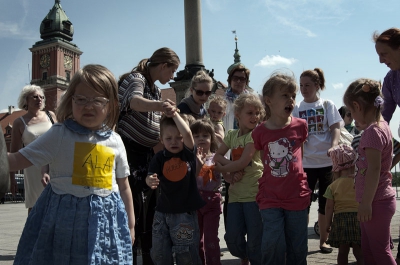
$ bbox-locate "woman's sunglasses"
[192,87,212,97]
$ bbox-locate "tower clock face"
[64,55,73,70]
[40,54,50,68]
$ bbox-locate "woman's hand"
[146,174,160,189]
[162,99,176,117]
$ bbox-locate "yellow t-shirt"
[224,129,263,202]
[324,177,358,214]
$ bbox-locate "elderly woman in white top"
[10,85,56,213]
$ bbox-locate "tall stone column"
[184,0,203,69]
[170,0,213,103]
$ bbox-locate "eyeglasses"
[346,113,351,117]
[31,95,45,100]
[192,88,212,97]
[232,76,247,83]
[73,95,109,108]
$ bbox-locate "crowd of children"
[6,47,399,265]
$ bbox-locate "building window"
[42,72,47,80]
[66,71,70,82]
[6,128,11,135]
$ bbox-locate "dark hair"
[159,115,177,137]
[373,28,400,50]
[262,72,297,119]
[300,68,325,91]
[338,106,349,119]
[343,78,382,123]
[190,118,218,153]
[118,47,180,91]
[227,64,250,86]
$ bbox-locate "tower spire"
[232,30,241,64]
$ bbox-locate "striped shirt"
[117,72,161,148]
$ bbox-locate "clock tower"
[30,0,83,111]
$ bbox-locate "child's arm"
[214,142,230,165]
[214,143,256,173]
[196,147,206,177]
[325,198,334,233]
[8,152,33,172]
[214,124,225,144]
[116,177,135,244]
[173,112,194,150]
[358,147,381,222]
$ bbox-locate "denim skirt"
[14,184,133,265]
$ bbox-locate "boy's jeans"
[151,210,202,265]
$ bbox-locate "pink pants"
[360,196,396,265]
[197,190,222,265]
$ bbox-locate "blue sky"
[1,0,400,136]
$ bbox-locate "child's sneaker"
[240,258,249,265]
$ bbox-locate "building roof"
[0,110,26,135]
[39,0,74,41]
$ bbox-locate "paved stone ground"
[0,198,399,264]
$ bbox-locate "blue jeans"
[260,208,308,265]
[224,202,262,265]
[151,210,202,265]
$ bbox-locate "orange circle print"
[162,157,188,182]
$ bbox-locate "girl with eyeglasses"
[8,64,135,264]
[178,69,213,120]
[9,85,56,214]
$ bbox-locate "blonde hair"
[208,95,227,111]
[343,78,382,123]
[18,85,45,110]
[234,93,266,121]
[190,118,218,153]
[56,64,119,129]
[262,72,297,119]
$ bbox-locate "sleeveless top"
[20,115,53,208]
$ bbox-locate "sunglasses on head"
[192,87,212,97]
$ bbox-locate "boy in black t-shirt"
[146,109,205,265]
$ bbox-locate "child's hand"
[130,227,135,245]
[232,170,244,184]
[146,174,159,189]
[214,161,223,172]
[196,146,206,167]
[223,172,233,184]
[41,173,50,187]
[357,202,372,222]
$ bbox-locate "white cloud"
[255,55,297,67]
[332,83,344,90]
